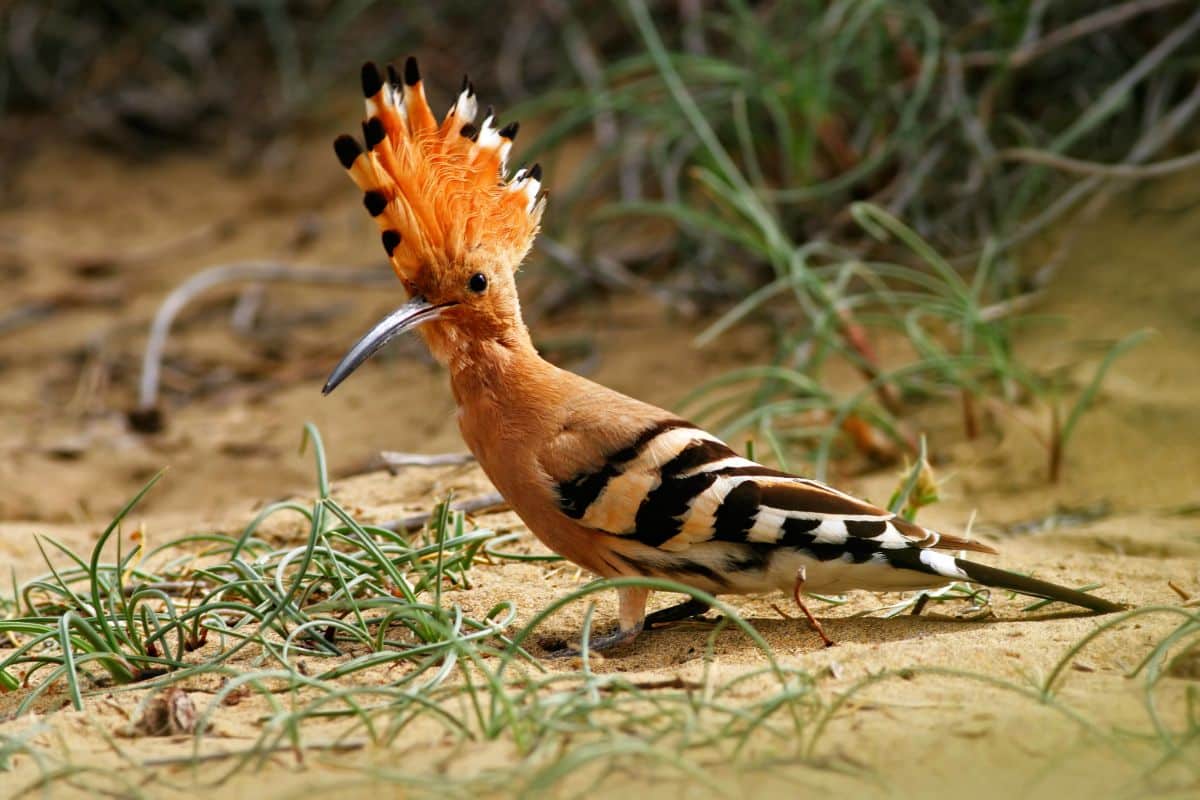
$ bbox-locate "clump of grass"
[516,1,1184,483]
[0,424,838,794]
[530,1,1200,288]
[2,424,1198,796]
[1043,328,1152,483]
[0,423,522,715]
[672,200,1148,482]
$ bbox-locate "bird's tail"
[952,557,1127,613]
[884,548,1126,613]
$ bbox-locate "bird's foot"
[644,598,714,629]
[793,566,836,648]
[542,620,645,659]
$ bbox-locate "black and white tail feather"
[555,418,1124,613]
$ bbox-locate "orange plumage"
[334,60,542,288]
[325,57,1124,654]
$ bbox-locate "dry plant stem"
[139,739,366,767]
[534,236,693,316]
[378,491,507,531]
[970,73,1200,271]
[539,0,617,148]
[793,566,835,648]
[997,147,1200,179]
[137,262,393,412]
[840,414,908,465]
[961,388,979,440]
[977,290,1044,323]
[1167,580,1191,602]
[882,12,923,81]
[612,677,703,691]
[816,115,861,173]
[0,302,55,335]
[120,581,209,598]
[230,284,267,333]
[379,451,476,470]
[495,4,537,97]
[102,220,231,269]
[963,0,1188,69]
[1027,77,1200,288]
[678,0,707,55]
[1,286,124,335]
[836,308,902,415]
[1049,402,1063,484]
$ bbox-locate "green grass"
[513,1,1185,482]
[0,424,525,714]
[0,425,830,794]
[2,425,1198,798]
[19,1,1176,484]
[4,3,1199,795]
[527,2,1199,273]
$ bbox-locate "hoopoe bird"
[324,58,1125,652]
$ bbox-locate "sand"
[1,126,1198,798]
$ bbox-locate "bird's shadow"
[654,612,991,654]
[535,606,1110,662]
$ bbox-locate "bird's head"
[323,57,545,395]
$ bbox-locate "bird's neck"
[444,319,556,414]
[444,317,565,489]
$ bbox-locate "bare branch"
[378,492,508,532]
[134,262,393,426]
[378,451,476,469]
[963,0,1187,69]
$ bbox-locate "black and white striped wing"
[555,419,993,561]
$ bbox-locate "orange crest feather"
[334,58,544,282]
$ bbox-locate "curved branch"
[997,146,1200,179]
[136,262,393,421]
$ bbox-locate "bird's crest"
[333,57,544,284]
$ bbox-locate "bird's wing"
[552,418,996,556]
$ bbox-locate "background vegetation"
[2,1,1199,796]
[7,0,1193,475]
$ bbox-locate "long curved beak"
[322,297,453,395]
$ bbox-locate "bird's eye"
[468,273,488,293]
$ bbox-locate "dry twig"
[133,262,393,431]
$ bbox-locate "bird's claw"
[644,598,713,629]
[541,622,644,658]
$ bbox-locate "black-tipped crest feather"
[333,135,362,169]
[404,56,420,86]
[363,191,388,217]
[360,62,383,98]
[363,117,386,148]
[381,230,401,256]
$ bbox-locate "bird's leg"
[545,585,648,658]
[793,566,836,648]
[644,598,712,629]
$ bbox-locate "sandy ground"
[1,123,1198,798]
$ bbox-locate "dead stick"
[136,262,393,419]
[996,147,1200,179]
[379,451,476,469]
[378,492,508,532]
[962,0,1187,69]
[139,739,365,767]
